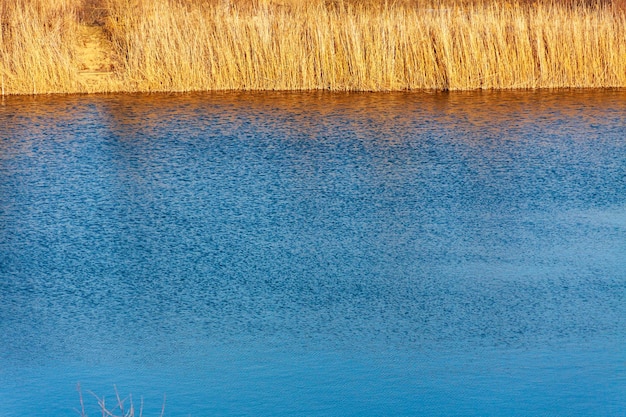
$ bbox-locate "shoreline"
[2,0,626,95]
[3,86,626,98]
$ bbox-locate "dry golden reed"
[1,0,625,94]
[0,0,81,94]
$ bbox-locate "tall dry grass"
[104,0,626,91]
[1,0,626,94]
[0,0,81,94]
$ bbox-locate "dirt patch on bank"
[76,0,120,92]
[76,24,116,92]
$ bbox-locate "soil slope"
[76,24,119,92]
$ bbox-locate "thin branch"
[76,383,87,417]
[159,394,166,417]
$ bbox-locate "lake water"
[1,91,625,416]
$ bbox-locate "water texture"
[1,91,625,416]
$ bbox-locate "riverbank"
[1,0,625,94]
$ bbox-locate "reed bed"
[1,0,625,94]
[0,0,81,94]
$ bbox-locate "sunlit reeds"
[0,0,80,94]
[1,0,625,94]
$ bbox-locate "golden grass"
[0,0,81,94]
[1,0,625,94]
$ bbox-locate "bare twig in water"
[159,394,166,417]
[76,383,87,417]
[76,384,164,417]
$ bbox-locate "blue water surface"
[1,91,625,416]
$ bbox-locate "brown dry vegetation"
[1,0,625,94]
[0,0,79,94]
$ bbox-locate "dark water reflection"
[1,91,625,416]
